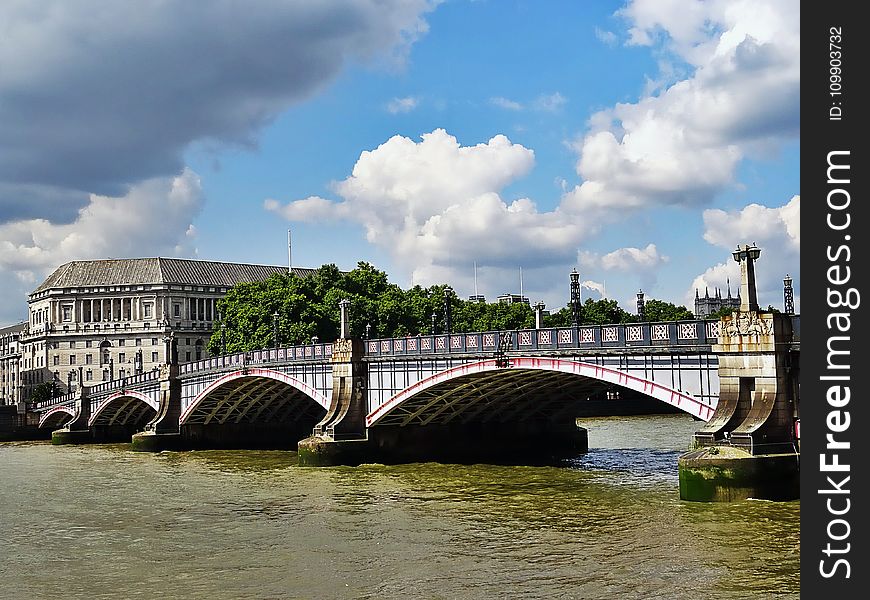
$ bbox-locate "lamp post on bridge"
[365,322,372,340]
[570,268,581,327]
[534,301,546,329]
[218,309,227,355]
[272,311,280,352]
[67,370,73,394]
[430,311,437,335]
[443,286,454,334]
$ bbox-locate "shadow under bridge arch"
[179,368,328,449]
[38,406,76,429]
[364,357,712,464]
[88,390,159,440]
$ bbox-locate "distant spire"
[705,286,709,299]
[695,288,699,298]
[726,278,732,298]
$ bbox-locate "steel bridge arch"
[179,367,329,425]
[367,356,714,427]
[88,390,159,427]
[38,406,76,429]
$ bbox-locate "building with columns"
[14,258,312,403]
[0,322,26,405]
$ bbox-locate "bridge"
[32,313,799,463]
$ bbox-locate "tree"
[642,299,695,322]
[29,382,55,404]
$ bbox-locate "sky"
[0,0,800,326]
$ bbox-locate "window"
[185,352,191,362]
[151,351,159,363]
[86,354,92,365]
[118,339,125,347]
[135,338,142,346]
[86,370,93,381]
[185,338,191,345]
[143,304,153,318]
[53,356,59,366]
[119,352,126,363]
[173,304,181,317]
[151,338,158,346]
[119,368,125,379]
[62,306,72,321]
[70,371,77,381]
[69,355,76,365]
[69,341,76,349]
[86,340,92,348]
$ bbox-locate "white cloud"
[0,169,203,324]
[386,96,420,114]
[489,97,523,111]
[595,27,618,46]
[534,92,567,112]
[687,195,799,311]
[563,0,799,216]
[580,243,668,271]
[266,128,598,291]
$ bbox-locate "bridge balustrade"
[363,320,722,358]
[178,343,333,375]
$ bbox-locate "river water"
[0,414,799,600]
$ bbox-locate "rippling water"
[0,414,799,599]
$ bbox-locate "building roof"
[0,321,26,336]
[32,258,314,295]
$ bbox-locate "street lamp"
[365,322,372,339]
[272,311,280,352]
[430,311,437,335]
[570,268,581,327]
[443,286,454,334]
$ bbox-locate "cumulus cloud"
[687,195,800,311]
[0,0,437,223]
[0,170,204,324]
[266,128,596,288]
[563,0,799,216]
[386,96,420,114]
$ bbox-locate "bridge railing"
[362,320,722,358]
[178,343,333,375]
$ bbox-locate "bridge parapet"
[363,320,722,358]
[179,343,333,375]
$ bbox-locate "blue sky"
[0,0,799,325]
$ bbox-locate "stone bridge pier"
[678,244,800,502]
[51,381,92,445]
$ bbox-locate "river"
[0,414,799,599]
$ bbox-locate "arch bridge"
[30,316,800,462]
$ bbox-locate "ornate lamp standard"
[443,286,454,334]
[570,269,581,327]
[272,311,280,352]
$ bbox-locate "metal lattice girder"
[184,375,326,426]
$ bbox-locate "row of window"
[52,351,163,366]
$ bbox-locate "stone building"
[693,282,741,318]
[14,258,312,402]
[0,322,26,405]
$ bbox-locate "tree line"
[209,262,698,354]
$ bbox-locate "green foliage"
[30,382,55,403]
[212,263,704,352]
[641,299,695,322]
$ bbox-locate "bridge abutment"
[679,245,799,501]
